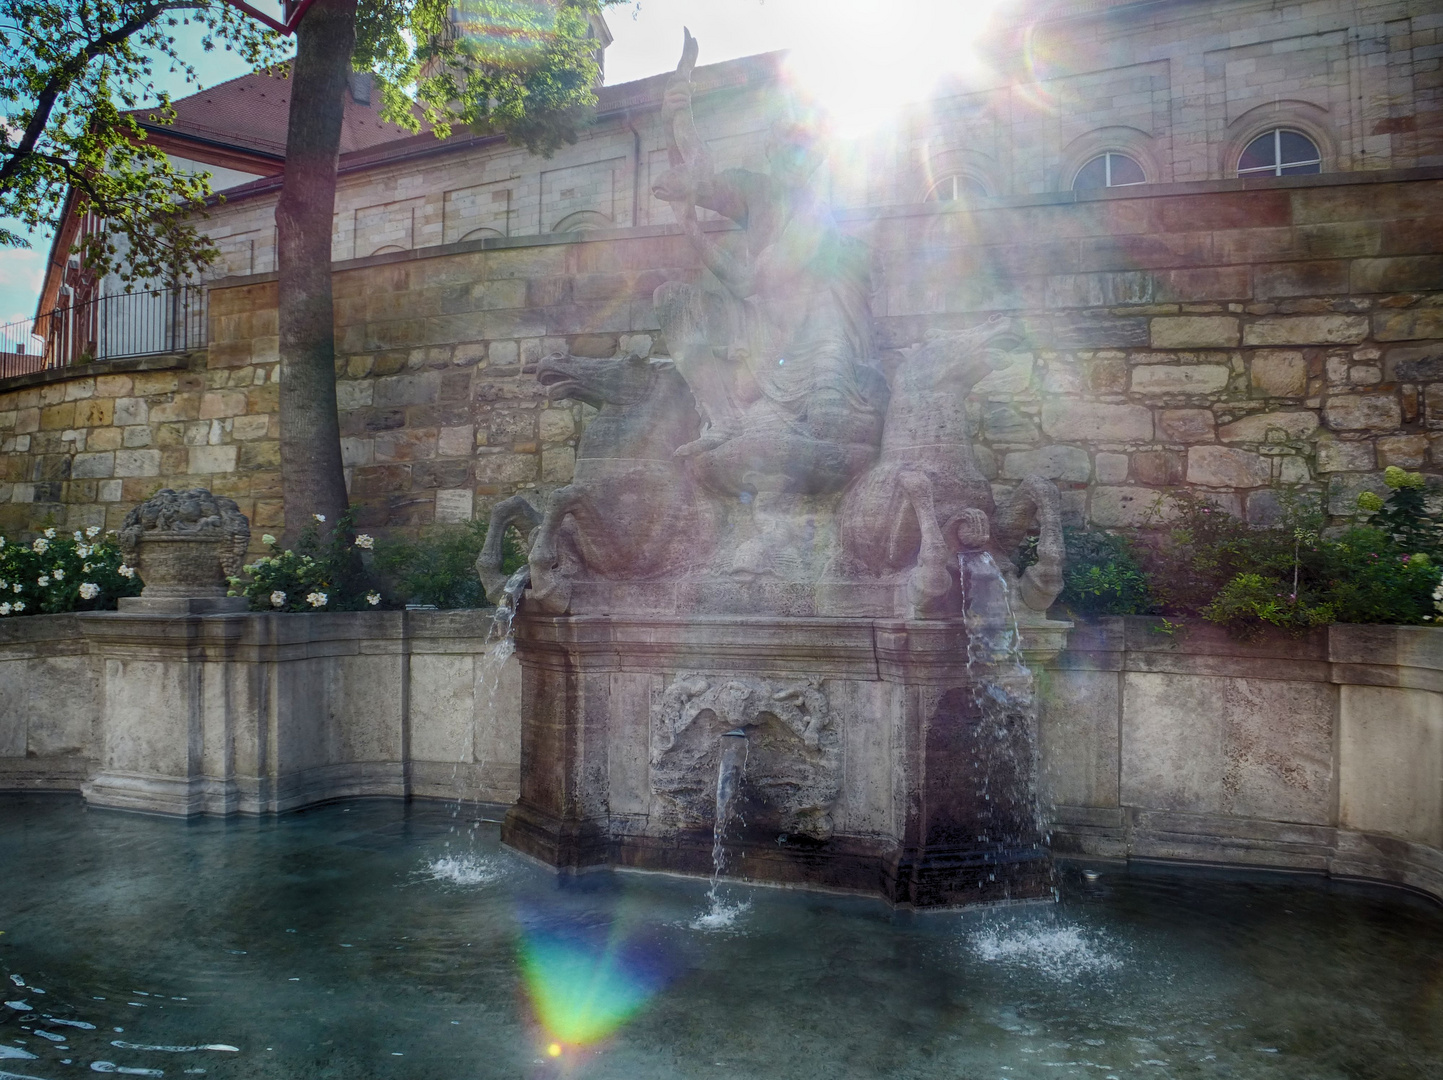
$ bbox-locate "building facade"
[2,0,1442,539]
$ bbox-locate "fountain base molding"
[501,612,1070,908]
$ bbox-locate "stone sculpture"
[651,28,888,496]
[497,33,1070,907]
[117,487,250,613]
[651,672,841,842]
[838,318,1066,616]
[476,349,712,611]
[478,33,1064,621]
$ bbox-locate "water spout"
[696,729,751,927]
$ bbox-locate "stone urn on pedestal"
[117,488,251,614]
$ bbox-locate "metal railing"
[0,285,207,380]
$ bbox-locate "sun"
[780,0,1010,137]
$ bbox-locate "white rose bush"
[229,509,388,613]
[0,525,142,617]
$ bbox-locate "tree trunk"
[275,0,357,541]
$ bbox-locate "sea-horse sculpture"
[478,31,1065,621]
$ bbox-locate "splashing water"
[423,853,508,887]
[967,917,1124,980]
[959,551,1052,898]
[688,897,752,933]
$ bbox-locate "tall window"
[1238,129,1322,176]
[927,174,990,202]
[1072,153,1146,191]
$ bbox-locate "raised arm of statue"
[672,198,754,300]
[662,29,710,177]
[653,31,755,299]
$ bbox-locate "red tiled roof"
[132,69,423,158]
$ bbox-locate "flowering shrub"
[228,511,384,613]
[0,525,142,617]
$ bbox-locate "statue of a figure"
[651,31,888,495]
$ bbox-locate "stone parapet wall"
[0,610,520,812]
[1044,616,1443,900]
[2,609,1440,901]
[2,173,1442,539]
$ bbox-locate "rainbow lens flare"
[518,914,669,1048]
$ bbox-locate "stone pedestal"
[118,596,248,615]
[502,612,1070,907]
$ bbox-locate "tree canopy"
[0,0,281,285]
[0,0,615,290]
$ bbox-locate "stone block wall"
[1043,616,1443,899]
[0,610,521,813]
[3,609,1441,901]
[3,172,1441,541]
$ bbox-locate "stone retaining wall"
[2,610,1440,901]
[1043,617,1443,899]
[2,172,1442,542]
[0,610,520,813]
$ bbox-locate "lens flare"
[517,915,669,1047]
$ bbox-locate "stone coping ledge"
[0,350,196,394]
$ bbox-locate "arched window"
[1238,129,1321,176]
[1072,153,1146,191]
[926,174,990,202]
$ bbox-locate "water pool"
[1,795,1440,1079]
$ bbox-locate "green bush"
[372,518,526,609]
[1140,475,1443,634]
[230,510,380,612]
[1018,527,1154,616]
[1200,573,1334,637]
[0,525,142,616]
[1356,465,1443,558]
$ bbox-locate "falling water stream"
[959,550,1053,898]
[430,566,531,887]
[694,730,751,930]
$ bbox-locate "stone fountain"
[479,34,1071,907]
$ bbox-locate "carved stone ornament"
[650,672,842,840]
[118,488,250,611]
[478,31,1067,621]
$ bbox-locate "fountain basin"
[501,612,1070,908]
[2,794,1441,1080]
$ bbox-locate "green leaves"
[371,517,524,608]
[358,0,615,155]
[230,509,381,611]
[0,0,282,284]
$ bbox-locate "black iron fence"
[0,285,207,381]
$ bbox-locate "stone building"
[2,0,1442,538]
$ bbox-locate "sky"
[0,0,1006,328]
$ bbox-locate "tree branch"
[0,1,202,188]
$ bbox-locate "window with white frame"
[1072,153,1146,191]
[1237,129,1322,177]
[926,174,990,202]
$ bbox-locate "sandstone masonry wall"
[2,171,1440,540]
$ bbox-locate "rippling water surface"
[2,794,1441,1079]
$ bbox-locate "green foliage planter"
[1020,468,1443,635]
[1019,527,1156,617]
[228,515,528,613]
[0,526,142,616]
[230,512,380,613]
[372,519,526,610]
